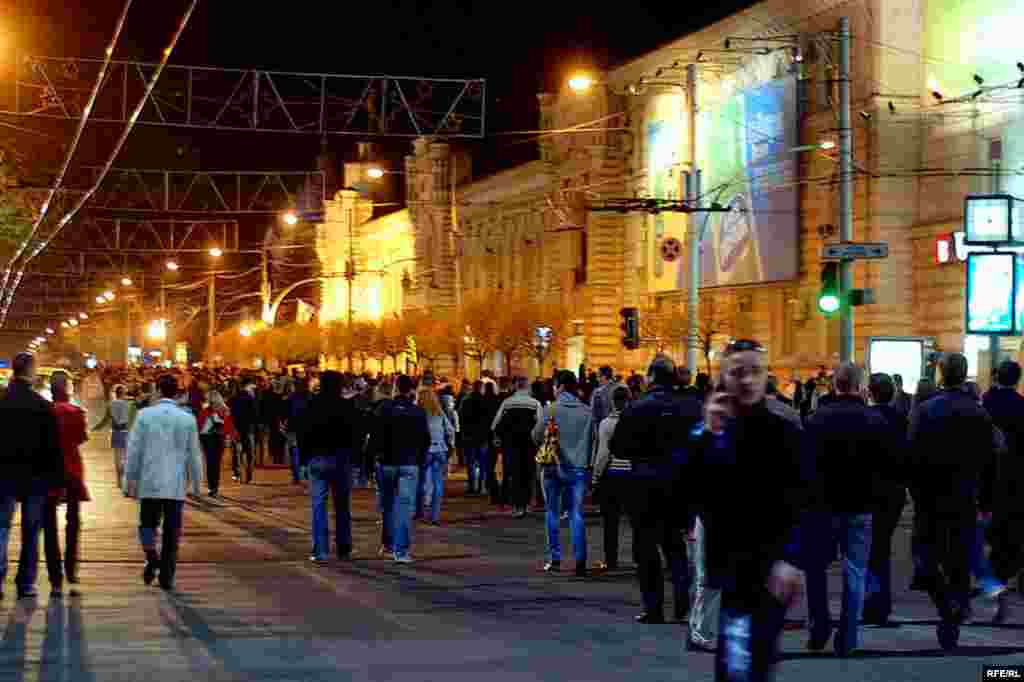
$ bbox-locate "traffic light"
[620,307,640,350]
[818,262,841,315]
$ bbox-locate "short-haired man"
[803,362,892,655]
[980,359,1024,623]
[611,354,702,623]
[590,366,617,428]
[693,340,811,679]
[125,374,205,591]
[532,370,593,577]
[0,353,62,600]
[909,353,999,649]
[492,376,543,517]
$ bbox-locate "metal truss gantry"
[7,57,486,138]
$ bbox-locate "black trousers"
[864,500,904,619]
[988,515,1024,583]
[917,510,973,623]
[597,476,627,568]
[44,496,81,587]
[201,434,225,494]
[627,477,690,616]
[503,445,535,509]
[233,429,255,482]
[140,499,183,587]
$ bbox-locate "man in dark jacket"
[368,375,430,563]
[492,376,543,517]
[981,359,1024,623]
[908,352,999,650]
[0,353,63,600]
[285,378,312,484]
[228,382,258,484]
[458,381,488,495]
[693,339,811,680]
[861,373,908,627]
[299,372,363,562]
[610,355,702,624]
[803,362,890,656]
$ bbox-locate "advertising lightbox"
[964,195,1013,245]
[966,252,1017,334]
[867,337,927,394]
[697,76,799,287]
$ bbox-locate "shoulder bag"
[535,405,560,466]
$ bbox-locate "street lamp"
[104,291,115,301]
[45,328,54,335]
[282,210,299,226]
[147,319,166,341]
[568,73,595,93]
[121,277,132,286]
[96,296,105,304]
[166,260,179,271]
[61,321,69,329]
[239,324,252,337]
[79,312,88,320]
[367,167,385,179]
[209,247,223,258]
[68,319,78,327]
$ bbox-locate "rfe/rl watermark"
[983,666,1024,680]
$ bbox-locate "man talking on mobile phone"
[691,339,814,681]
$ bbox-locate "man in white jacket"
[125,374,204,591]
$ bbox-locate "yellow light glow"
[104,291,115,301]
[569,74,594,93]
[367,167,385,179]
[97,296,105,304]
[121,277,132,286]
[69,319,78,327]
[819,140,836,150]
[166,261,179,271]
[283,211,299,226]
[147,319,166,340]
[239,324,252,337]
[45,328,54,335]
[209,247,223,257]
[79,312,88,320]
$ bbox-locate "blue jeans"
[0,489,46,593]
[287,437,302,483]
[542,465,588,564]
[380,465,418,558]
[423,451,448,522]
[463,443,485,493]
[805,512,872,654]
[971,517,1005,596]
[308,453,353,560]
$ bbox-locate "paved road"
[0,439,1021,681]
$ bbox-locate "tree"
[352,321,379,373]
[696,293,734,376]
[641,301,687,354]
[405,308,451,372]
[378,314,408,373]
[461,290,500,375]
[493,289,535,376]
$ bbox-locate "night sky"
[7,0,757,178]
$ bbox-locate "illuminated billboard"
[966,252,1016,334]
[697,76,799,287]
[644,92,687,292]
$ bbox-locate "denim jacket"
[427,413,454,454]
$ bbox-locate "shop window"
[965,335,989,380]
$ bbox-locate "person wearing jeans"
[803,362,891,656]
[0,352,63,600]
[417,389,454,524]
[492,377,543,517]
[688,516,721,651]
[299,371,362,562]
[532,371,593,577]
[458,381,488,495]
[367,375,430,563]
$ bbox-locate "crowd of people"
[0,343,1021,681]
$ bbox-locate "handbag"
[535,405,560,466]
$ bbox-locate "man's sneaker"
[688,633,715,652]
[937,621,959,651]
[543,560,561,573]
[994,592,1012,624]
[378,546,393,556]
[143,562,159,586]
[806,630,832,652]
[394,554,414,564]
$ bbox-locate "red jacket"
[51,399,90,502]
[197,406,238,441]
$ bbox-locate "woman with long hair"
[110,384,131,491]
[198,390,237,498]
[415,388,454,524]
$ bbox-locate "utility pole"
[838,16,854,363]
[260,248,271,323]
[685,64,701,373]
[207,273,216,360]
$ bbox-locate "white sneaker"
[394,554,414,564]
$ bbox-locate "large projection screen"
[697,76,799,287]
[867,338,925,395]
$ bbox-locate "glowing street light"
[121,277,132,286]
[45,328,54,335]
[96,296,105,304]
[282,210,299,226]
[61,321,69,329]
[819,140,836,150]
[68,319,78,327]
[147,319,167,341]
[209,247,223,258]
[568,73,595,93]
[104,291,115,301]
[166,260,179,271]
[79,312,88,320]
[239,324,252,337]
[367,167,385,179]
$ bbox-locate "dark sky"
[8,0,756,178]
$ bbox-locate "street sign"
[822,242,889,260]
[661,237,683,262]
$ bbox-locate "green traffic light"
[818,294,840,314]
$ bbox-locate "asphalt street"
[0,438,1021,681]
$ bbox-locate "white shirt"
[125,399,204,500]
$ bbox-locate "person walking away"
[458,381,488,495]
[367,375,430,563]
[417,389,454,525]
[124,374,204,591]
[609,355,701,623]
[0,353,62,600]
[440,391,460,477]
[481,382,502,504]
[591,386,631,572]
[802,362,889,656]
[907,376,938,590]
[861,373,909,627]
[43,371,90,598]
[492,376,543,518]
[300,372,363,562]
[265,379,288,465]
[532,370,593,577]
[590,366,616,432]
[907,352,998,650]
[110,384,131,491]
[197,391,237,498]
[693,339,812,680]
[285,378,312,484]
[980,359,1024,623]
[229,381,258,484]
[891,373,912,419]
